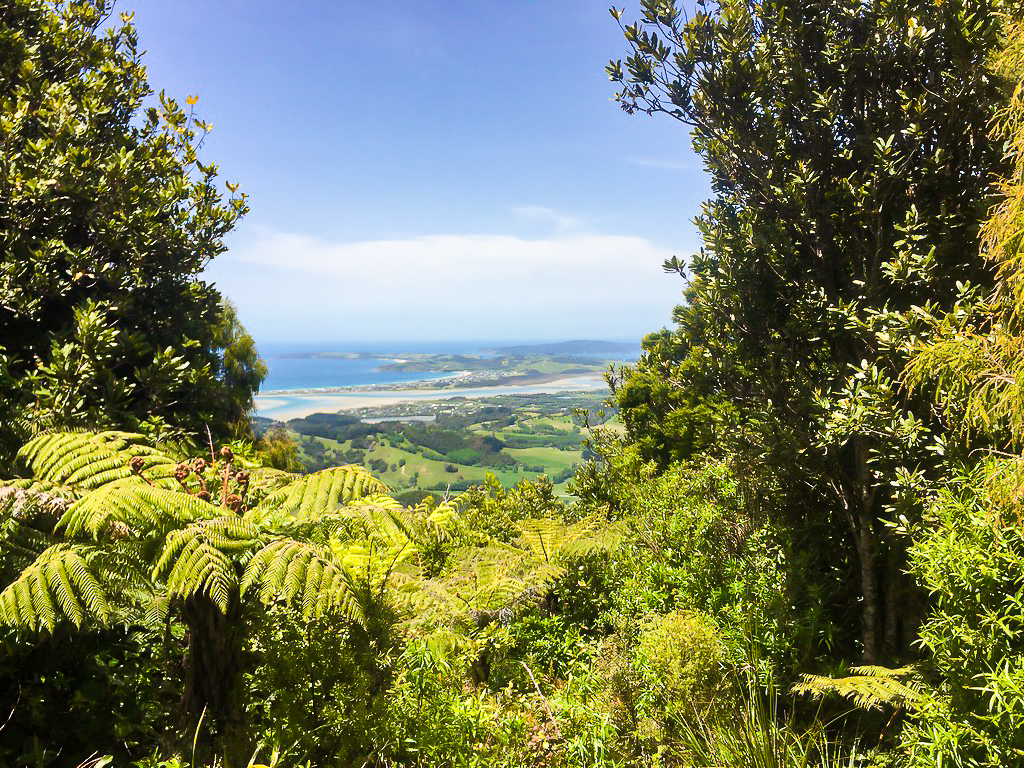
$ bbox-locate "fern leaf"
[241,538,363,624]
[19,431,178,491]
[347,498,421,546]
[250,466,387,524]
[516,516,623,564]
[59,481,212,540]
[152,518,259,612]
[517,518,563,562]
[144,592,171,626]
[792,666,926,711]
[0,545,110,631]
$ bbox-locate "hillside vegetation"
[268,394,610,498]
[5,1,1024,767]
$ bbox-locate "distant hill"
[485,340,639,355]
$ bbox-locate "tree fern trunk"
[180,592,246,766]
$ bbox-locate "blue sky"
[122,1,710,343]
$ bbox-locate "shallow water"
[254,374,609,421]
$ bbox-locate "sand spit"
[255,374,608,422]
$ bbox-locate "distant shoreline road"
[254,373,609,422]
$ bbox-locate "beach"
[255,373,609,421]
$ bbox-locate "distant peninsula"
[482,340,639,355]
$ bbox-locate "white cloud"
[211,225,688,342]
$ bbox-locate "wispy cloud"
[511,205,584,234]
[213,226,686,341]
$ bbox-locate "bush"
[899,464,1024,766]
[635,610,727,717]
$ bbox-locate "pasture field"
[282,392,614,498]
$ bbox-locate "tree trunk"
[852,436,881,664]
[854,510,881,664]
[845,435,922,664]
[180,593,246,766]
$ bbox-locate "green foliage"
[894,465,1024,765]
[581,448,819,676]
[0,0,261,458]
[897,19,1024,765]
[666,676,861,768]
[0,431,395,763]
[608,0,1012,663]
[458,474,565,542]
[256,428,302,473]
[635,610,728,717]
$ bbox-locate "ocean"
[256,340,641,393]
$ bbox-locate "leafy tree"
[608,0,1011,661]
[0,0,259,457]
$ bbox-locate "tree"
[0,0,259,458]
[895,19,1024,764]
[0,431,394,764]
[608,0,1011,661]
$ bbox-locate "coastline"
[255,373,609,421]
[258,368,605,396]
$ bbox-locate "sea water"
[257,340,640,393]
[258,340,486,392]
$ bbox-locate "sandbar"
[255,374,608,421]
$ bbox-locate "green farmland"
[276,392,616,498]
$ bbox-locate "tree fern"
[792,665,927,711]
[1,429,400,743]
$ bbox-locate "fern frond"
[425,501,462,539]
[19,431,179,490]
[438,544,564,614]
[151,517,262,611]
[59,481,213,540]
[0,515,53,566]
[516,518,566,563]
[559,517,626,560]
[792,666,927,711]
[249,466,388,525]
[346,498,421,546]
[332,537,418,591]
[516,517,623,564]
[144,591,171,626]
[0,544,111,631]
[241,538,363,624]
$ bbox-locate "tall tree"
[609,0,1011,661]
[0,0,259,456]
